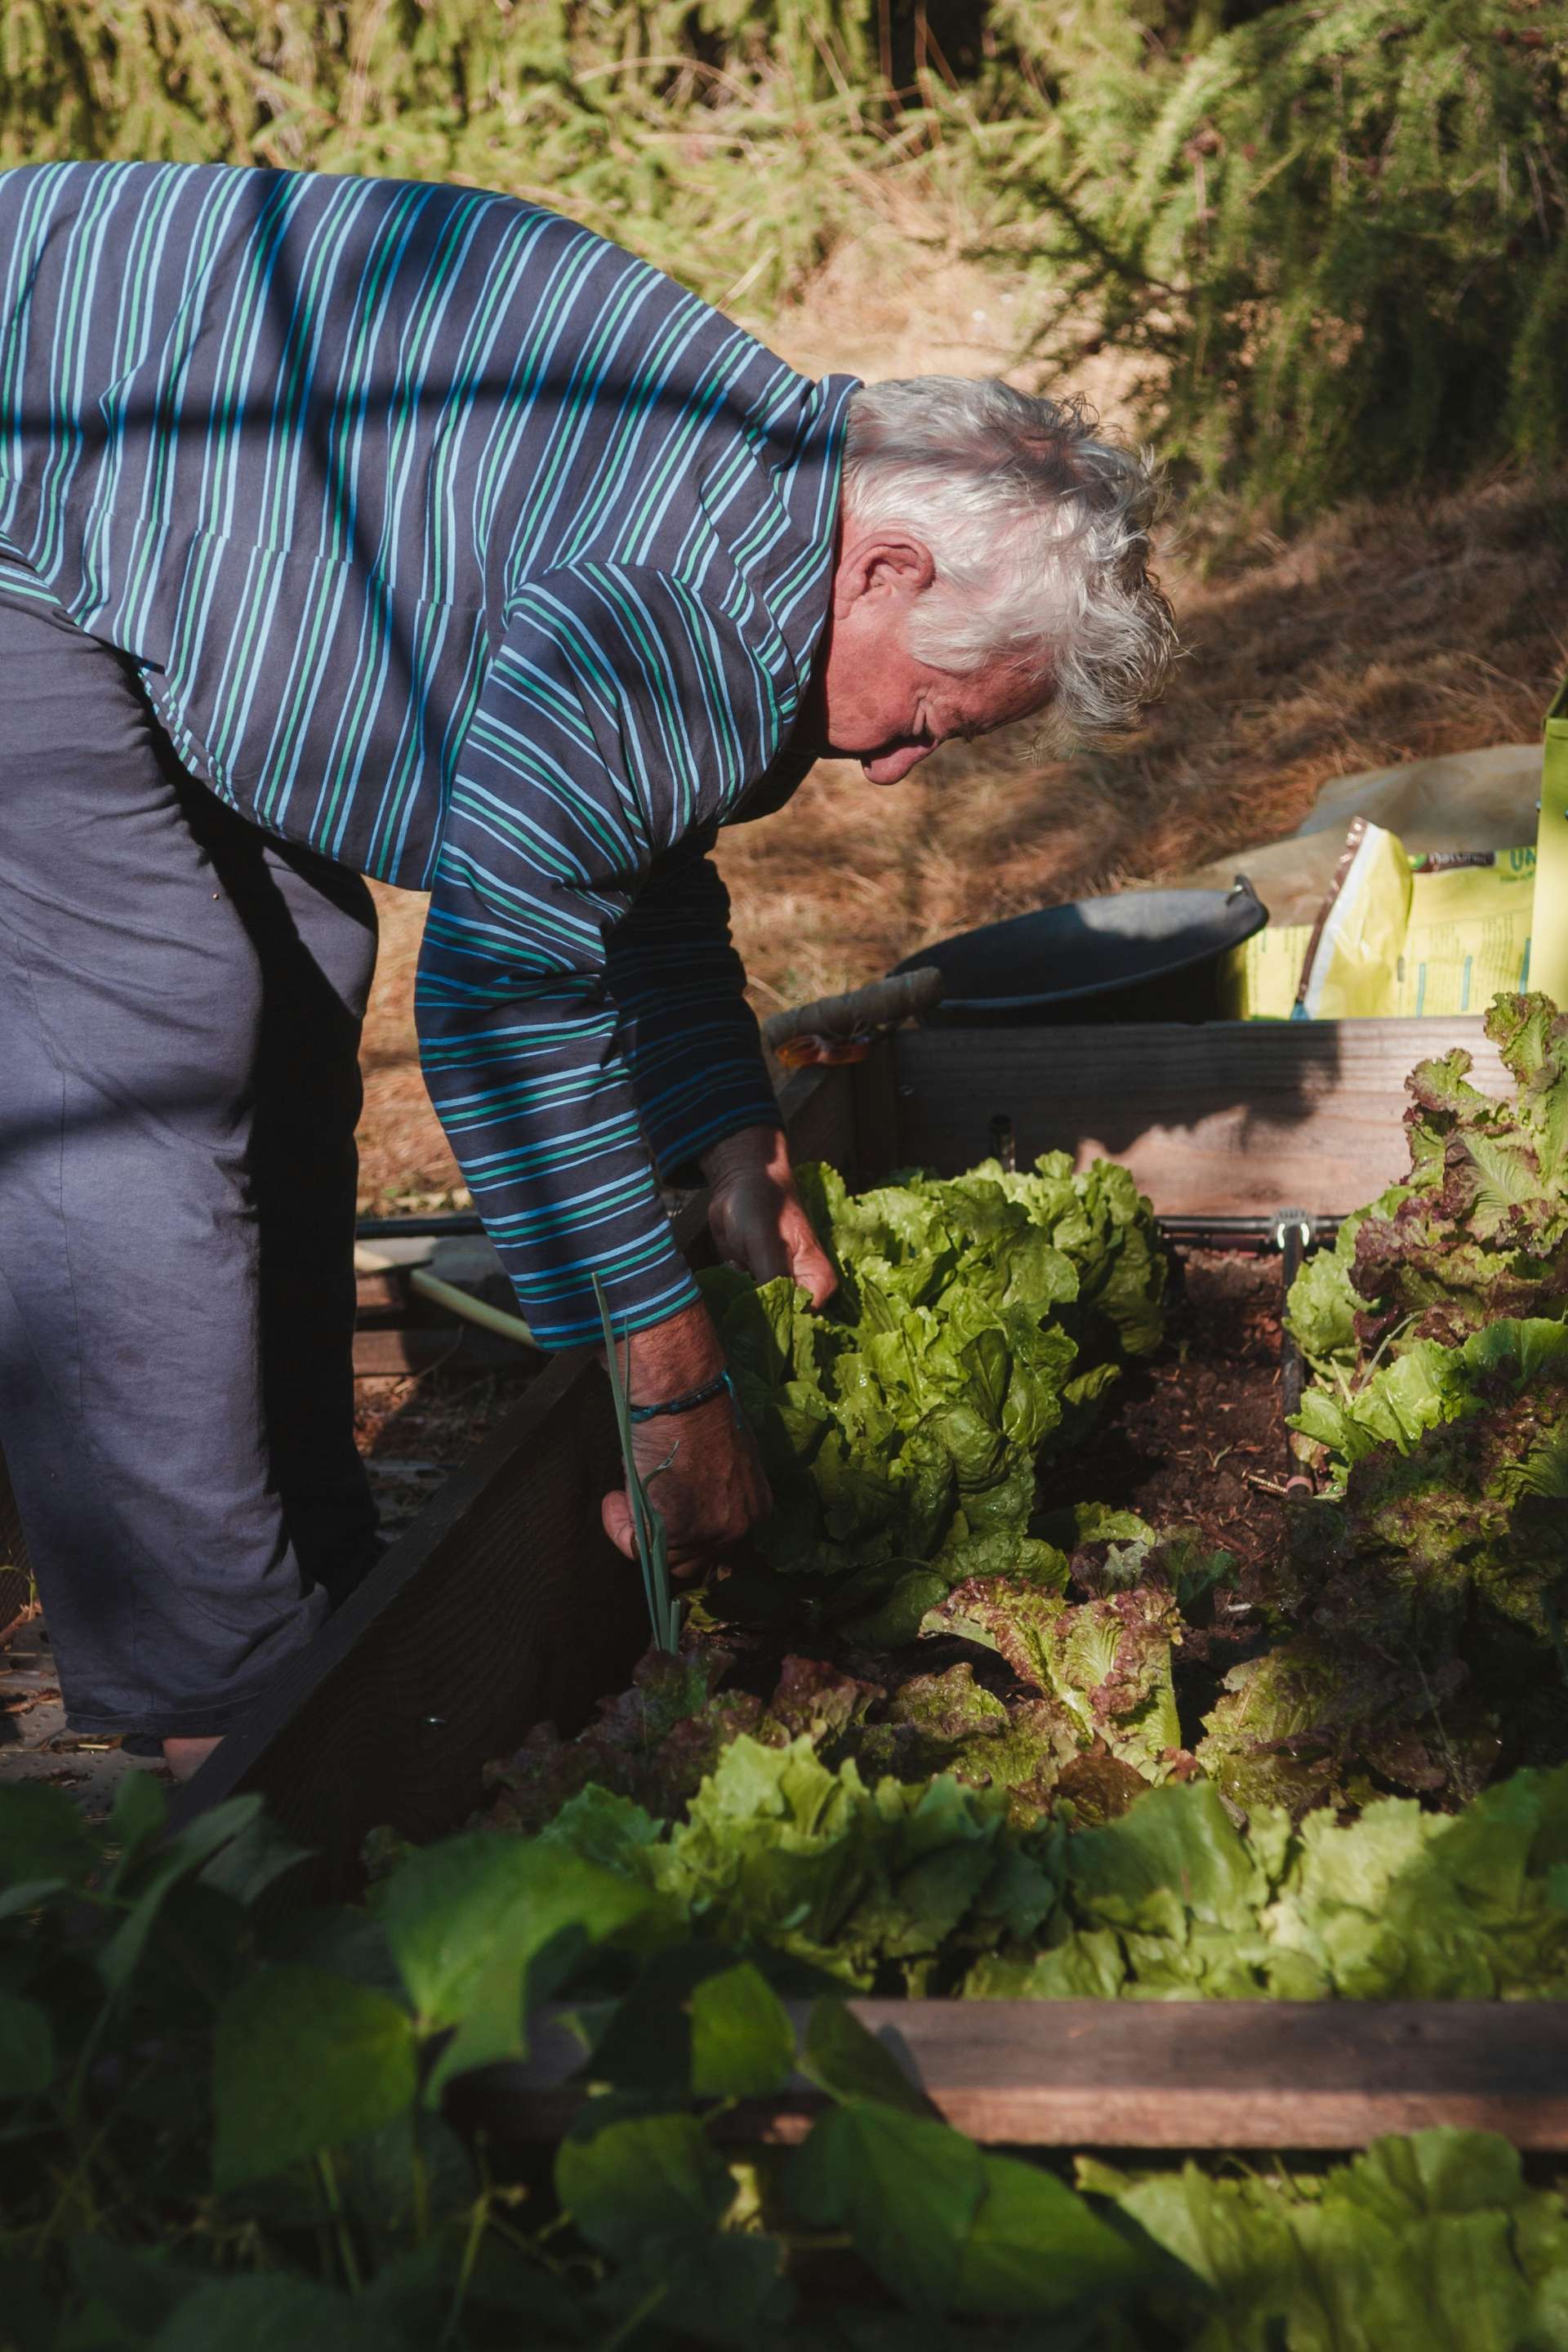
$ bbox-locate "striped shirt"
[0,162,855,1345]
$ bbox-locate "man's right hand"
[599,1299,771,1575]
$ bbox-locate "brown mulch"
[354,1366,538,1536]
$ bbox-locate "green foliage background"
[2,4,1566,507]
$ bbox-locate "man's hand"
[701,1125,837,1307]
[600,1298,770,1575]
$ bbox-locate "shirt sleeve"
[605,825,778,1185]
[414,565,791,1348]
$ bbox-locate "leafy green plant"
[14,1763,1568,2352]
[0,1773,1183,2345]
[1287,994,1568,1374]
[1214,999,1568,1810]
[701,1153,1163,1631]
[1083,2128,1568,2350]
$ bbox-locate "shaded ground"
[0,1363,539,1811]
[354,1365,538,1538]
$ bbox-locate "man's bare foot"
[162,1735,222,1781]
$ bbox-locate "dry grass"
[719,466,1568,1010]
[356,233,1568,1207]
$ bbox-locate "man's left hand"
[700,1125,836,1307]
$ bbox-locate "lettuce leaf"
[1085,2130,1568,2350]
[1287,993,1568,1370]
[701,1153,1165,1611]
[1289,1316,1568,1638]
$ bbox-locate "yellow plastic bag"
[1219,828,1536,1019]
[1222,675,1567,1020]
[1294,817,1413,1019]
[1396,848,1535,1016]
[1218,921,1313,1019]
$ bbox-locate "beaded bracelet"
[627,1366,738,1424]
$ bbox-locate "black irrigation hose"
[1156,1212,1344,1252]
[355,1207,1349,1250]
[356,1211,487,1240]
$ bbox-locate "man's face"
[808,523,1049,785]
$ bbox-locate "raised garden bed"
[11,1004,1568,2350]
[156,1009,1568,2154]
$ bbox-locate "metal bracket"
[1271,1207,1317,1254]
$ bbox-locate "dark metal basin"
[890,879,1268,1025]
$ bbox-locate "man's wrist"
[699,1123,791,1190]
[611,1296,726,1407]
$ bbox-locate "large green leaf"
[801,1998,930,2118]
[105,1762,168,1884]
[212,1965,417,2190]
[0,2256,55,2352]
[99,1794,271,1994]
[789,2100,987,2310]
[381,1830,662,2030]
[955,2151,1149,2317]
[555,2111,735,2258]
[0,1784,95,1891]
[154,2274,394,2352]
[595,2230,795,2348]
[423,1938,534,2100]
[0,1990,52,2097]
[688,1963,795,2100]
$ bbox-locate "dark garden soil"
[354,1365,537,1536]
[484,1243,1298,1835]
[1036,1248,1290,1577]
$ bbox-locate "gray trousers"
[0,594,381,1744]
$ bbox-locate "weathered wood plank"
[352,1325,524,1377]
[895,1018,1510,1214]
[452,1999,1568,2151]
[167,1349,643,1891]
[776,1058,862,1178]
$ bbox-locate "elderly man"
[0,161,1173,1775]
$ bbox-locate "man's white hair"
[840,378,1177,747]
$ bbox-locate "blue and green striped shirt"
[0,161,855,1344]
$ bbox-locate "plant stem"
[411,2127,431,2247]
[316,2148,363,2294]
[594,2281,669,2351]
[443,2189,491,2345]
[593,1273,680,1654]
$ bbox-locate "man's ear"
[835,529,936,615]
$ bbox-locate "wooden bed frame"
[148,1013,1568,2149]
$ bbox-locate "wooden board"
[167,1348,644,1893]
[894,1018,1510,1214]
[352,1325,528,1377]
[0,1449,32,1646]
[452,1998,1568,2152]
[164,1065,853,1887]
